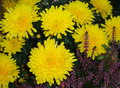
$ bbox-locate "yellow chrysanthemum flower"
[40,6,74,39]
[0,38,25,55]
[0,4,39,40]
[0,53,19,88]
[73,25,108,59]
[2,0,18,12]
[0,33,4,51]
[90,0,113,18]
[104,16,120,42]
[2,0,40,12]
[19,0,41,6]
[0,34,3,42]
[65,0,94,25]
[27,38,76,85]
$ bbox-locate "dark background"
[110,0,120,16]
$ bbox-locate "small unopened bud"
[36,34,41,38]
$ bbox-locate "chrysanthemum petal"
[73,24,108,59]
[0,4,39,40]
[27,38,76,85]
[40,6,74,39]
[0,53,19,88]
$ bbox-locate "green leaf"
[96,55,105,60]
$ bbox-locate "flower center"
[16,16,30,31]
[0,65,9,76]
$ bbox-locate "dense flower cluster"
[63,50,120,88]
[0,0,119,88]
